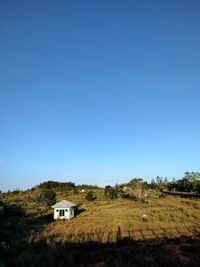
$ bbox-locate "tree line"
[151,172,200,193]
[1,172,199,198]
[103,172,200,201]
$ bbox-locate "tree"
[151,179,156,189]
[150,176,169,190]
[37,180,76,191]
[167,172,200,193]
[37,189,56,207]
[127,178,143,188]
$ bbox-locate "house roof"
[51,200,77,209]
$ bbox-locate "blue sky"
[0,0,200,191]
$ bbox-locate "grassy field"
[1,189,200,266]
[39,190,200,243]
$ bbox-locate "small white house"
[51,200,77,220]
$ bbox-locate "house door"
[59,209,64,217]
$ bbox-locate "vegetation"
[167,172,200,193]
[35,180,99,191]
[85,190,96,201]
[36,189,56,208]
[1,172,200,266]
[105,186,119,199]
[151,172,200,193]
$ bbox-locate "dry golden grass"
[2,190,200,267]
[34,191,200,244]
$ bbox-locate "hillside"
[1,183,200,266]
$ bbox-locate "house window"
[65,209,68,212]
[56,209,59,212]
[59,209,64,216]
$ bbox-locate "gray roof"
[51,200,77,209]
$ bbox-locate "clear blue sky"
[0,0,200,191]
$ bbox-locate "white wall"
[53,208,74,220]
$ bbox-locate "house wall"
[53,207,74,220]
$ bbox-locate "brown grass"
[30,191,200,244]
[2,190,200,267]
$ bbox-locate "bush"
[37,189,56,207]
[85,191,96,201]
[117,189,126,198]
[104,186,119,199]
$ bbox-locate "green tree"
[37,189,56,207]
[169,172,200,193]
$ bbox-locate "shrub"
[104,186,118,199]
[85,191,96,201]
[36,189,56,207]
[117,189,126,198]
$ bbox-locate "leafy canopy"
[37,189,56,207]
